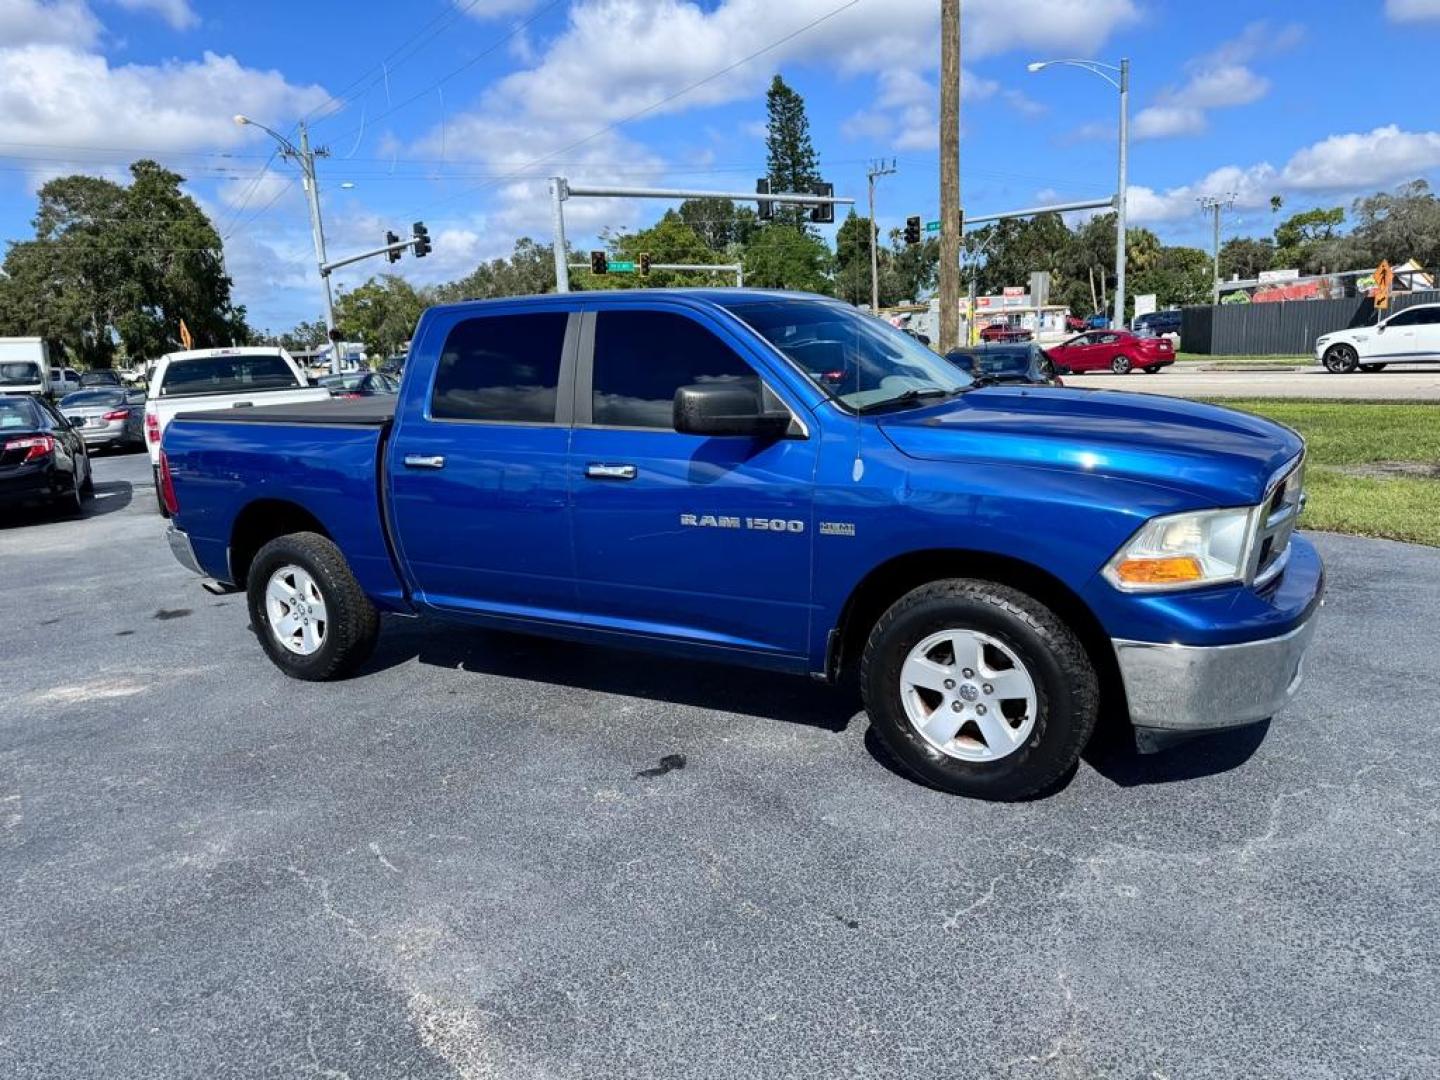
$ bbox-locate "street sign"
[609,260,636,273]
[924,220,940,233]
[1375,259,1394,311]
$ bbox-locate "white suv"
[1315,302,1440,373]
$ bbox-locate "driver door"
[568,305,818,659]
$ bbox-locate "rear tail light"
[146,409,160,444]
[103,409,129,421]
[158,450,179,516]
[4,435,56,463]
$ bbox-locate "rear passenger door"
[568,305,818,658]
[386,306,581,618]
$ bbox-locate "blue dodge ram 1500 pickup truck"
[161,290,1323,800]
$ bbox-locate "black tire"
[58,474,84,517]
[1360,363,1387,373]
[1143,365,1161,374]
[246,531,379,681]
[861,579,1098,801]
[1323,344,1359,373]
[80,457,94,497]
[153,465,170,518]
[1111,355,1132,374]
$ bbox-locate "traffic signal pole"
[549,178,853,293]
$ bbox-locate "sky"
[5,0,1440,330]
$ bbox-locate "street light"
[233,114,343,373]
[1029,57,1129,330]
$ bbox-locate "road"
[3,450,1438,1079]
[1067,365,1440,399]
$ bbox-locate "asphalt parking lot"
[3,449,1438,1079]
[1068,365,1440,399]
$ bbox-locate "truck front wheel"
[860,579,1099,801]
[246,531,379,681]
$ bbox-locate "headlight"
[1103,507,1257,591]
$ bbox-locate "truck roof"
[157,346,293,363]
[427,288,831,317]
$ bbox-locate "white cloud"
[0,44,331,158]
[0,0,100,47]
[1386,0,1440,21]
[108,0,198,29]
[217,169,293,210]
[1125,125,1440,224]
[1132,21,1298,141]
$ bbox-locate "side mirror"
[67,416,85,429]
[673,382,792,438]
[1376,321,1386,333]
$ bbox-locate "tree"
[1348,180,1440,271]
[742,225,834,293]
[833,211,905,307]
[438,237,558,300]
[572,214,726,290]
[1130,246,1212,308]
[676,198,758,254]
[1273,206,1346,271]
[335,275,429,357]
[890,231,940,304]
[0,159,246,365]
[765,74,821,233]
[1219,237,1276,280]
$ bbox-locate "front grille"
[1251,459,1305,586]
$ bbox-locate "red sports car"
[1046,329,1175,375]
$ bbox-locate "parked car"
[1064,314,1087,332]
[317,372,400,398]
[0,338,50,395]
[378,355,407,378]
[161,289,1322,802]
[48,367,81,395]
[143,347,331,514]
[58,388,146,451]
[1085,313,1111,329]
[1047,330,1175,374]
[78,369,124,389]
[945,343,1063,386]
[0,393,93,515]
[978,323,1033,343]
[1132,309,1182,338]
[1314,302,1440,373]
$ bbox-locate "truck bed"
[174,397,396,427]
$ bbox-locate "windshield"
[0,397,43,429]
[951,346,1040,376]
[318,373,365,389]
[0,361,44,387]
[725,300,972,411]
[60,389,127,408]
[160,353,299,397]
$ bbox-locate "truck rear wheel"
[860,579,1098,801]
[246,531,379,681]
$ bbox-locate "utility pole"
[1114,57,1129,330]
[938,0,962,351]
[1199,193,1236,305]
[866,160,896,312]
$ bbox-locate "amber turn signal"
[1112,556,1204,585]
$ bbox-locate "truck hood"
[876,386,1303,506]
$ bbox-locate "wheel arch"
[228,499,332,587]
[830,548,1126,725]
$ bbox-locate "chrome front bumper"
[1113,610,1321,733]
[166,526,203,576]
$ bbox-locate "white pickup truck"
[145,347,330,513]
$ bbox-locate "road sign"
[609,260,636,273]
[1375,259,1394,310]
[924,220,941,233]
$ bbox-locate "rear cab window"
[159,353,300,397]
[0,362,44,388]
[430,311,569,423]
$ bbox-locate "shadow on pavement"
[0,480,133,530]
[1084,718,1270,787]
[363,617,858,734]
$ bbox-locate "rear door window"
[430,312,569,423]
[590,309,757,429]
[160,354,300,396]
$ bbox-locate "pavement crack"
[286,865,368,942]
[368,842,401,874]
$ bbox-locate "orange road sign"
[1374,260,1394,310]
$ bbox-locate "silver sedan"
[57,389,146,451]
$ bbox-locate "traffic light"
[590,250,608,275]
[639,252,651,277]
[904,215,921,245]
[412,221,431,258]
[385,230,401,264]
[756,178,773,222]
[809,181,834,224]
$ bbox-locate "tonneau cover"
[174,396,395,427]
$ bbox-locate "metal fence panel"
[1179,290,1440,355]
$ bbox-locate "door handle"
[404,454,446,469]
[585,463,637,480]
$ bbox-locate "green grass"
[1207,399,1440,546]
